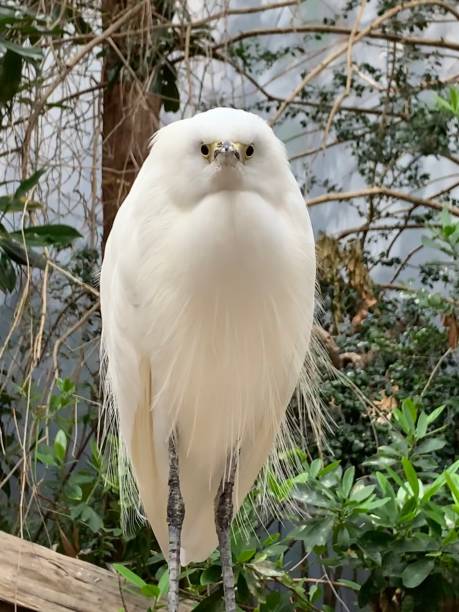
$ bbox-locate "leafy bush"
[109,400,458,611]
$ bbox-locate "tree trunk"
[101,0,161,250]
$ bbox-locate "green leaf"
[0,50,22,104]
[318,460,341,478]
[393,408,410,434]
[445,473,459,504]
[113,563,146,588]
[71,472,96,485]
[293,485,333,508]
[450,87,459,111]
[385,465,404,488]
[436,95,454,113]
[426,405,445,426]
[0,253,16,292]
[401,398,417,432]
[375,472,396,498]
[421,475,446,503]
[447,459,459,475]
[260,590,293,612]
[192,588,224,611]
[140,584,160,598]
[80,505,103,532]
[0,36,42,60]
[378,445,402,458]
[415,412,429,438]
[64,482,83,501]
[10,224,82,247]
[158,568,169,598]
[358,497,390,511]
[0,234,46,268]
[309,583,321,603]
[35,450,58,467]
[415,438,446,455]
[336,579,360,591]
[350,484,375,503]
[391,534,436,554]
[236,548,256,563]
[248,561,283,578]
[14,169,46,198]
[299,516,334,549]
[359,530,393,551]
[200,564,221,585]
[401,558,435,588]
[54,429,67,463]
[267,472,291,501]
[399,496,418,521]
[341,466,355,498]
[402,457,419,498]
[310,458,322,478]
[0,194,42,212]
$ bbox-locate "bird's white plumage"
[100,108,316,563]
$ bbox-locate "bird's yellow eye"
[200,144,210,157]
[245,144,255,159]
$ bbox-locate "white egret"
[100,107,317,611]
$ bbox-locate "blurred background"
[0,1,458,610]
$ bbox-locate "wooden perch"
[0,530,166,611]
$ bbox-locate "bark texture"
[101,0,161,249]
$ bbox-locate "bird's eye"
[200,144,210,157]
[245,144,255,158]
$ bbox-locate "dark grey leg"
[167,434,184,612]
[215,453,238,612]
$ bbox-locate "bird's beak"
[209,141,244,166]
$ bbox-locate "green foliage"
[0,172,81,292]
[247,401,458,611]
[436,87,459,117]
[0,5,46,110]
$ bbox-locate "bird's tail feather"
[98,344,145,536]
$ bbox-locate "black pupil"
[246,145,254,157]
[201,144,209,156]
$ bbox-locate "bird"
[100,107,317,612]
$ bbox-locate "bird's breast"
[170,190,294,299]
[135,188,314,474]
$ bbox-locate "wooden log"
[0,530,155,611]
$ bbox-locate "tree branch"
[212,25,459,54]
[22,2,147,175]
[270,0,459,124]
[307,186,459,217]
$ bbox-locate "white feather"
[100,108,317,564]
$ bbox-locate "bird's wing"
[99,208,169,556]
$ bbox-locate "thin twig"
[421,348,454,397]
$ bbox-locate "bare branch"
[270,0,459,124]
[22,2,147,174]
[307,186,459,217]
[212,25,459,54]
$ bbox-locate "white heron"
[100,107,317,611]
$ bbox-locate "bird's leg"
[215,451,238,612]
[167,434,184,612]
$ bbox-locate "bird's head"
[145,108,293,207]
[199,140,254,167]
